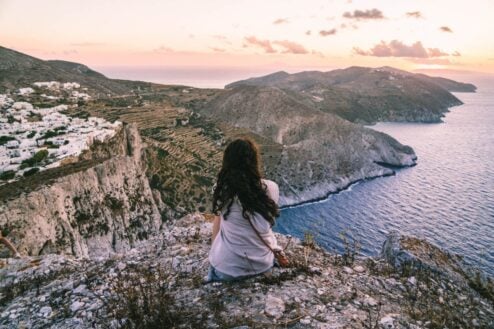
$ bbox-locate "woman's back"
[209,179,280,277]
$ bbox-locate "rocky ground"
[1,213,493,329]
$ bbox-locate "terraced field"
[61,97,283,216]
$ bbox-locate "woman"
[207,138,282,282]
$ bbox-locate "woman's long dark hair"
[212,138,279,226]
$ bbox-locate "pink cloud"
[273,40,309,54]
[273,18,289,25]
[319,29,337,36]
[353,40,449,58]
[428,48,449,57]
[343,9,384,20]
[244,36,276,53]
[153,46,175,53]
[406,11,422,19]
[210,47,226,53]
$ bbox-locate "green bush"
[20,149,49,169]
[0,170,16,180]
[0,135,16,145]
[23,167,40,177]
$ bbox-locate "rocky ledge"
[1,214,493,328]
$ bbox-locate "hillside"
[226,66,476,123]
[0,46,152,96]
[200,85,416,205]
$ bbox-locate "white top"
[209,179,281,277]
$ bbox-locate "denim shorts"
[206,264,273,283]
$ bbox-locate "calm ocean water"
[275,79,494,276]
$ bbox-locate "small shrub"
[0,170,15,180]
[107,265,198,328]
[337,229,361,266]
[20,149,49,169]
[23,167,40,176]
[0,135,16,145]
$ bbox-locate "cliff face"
[0,124,162,258]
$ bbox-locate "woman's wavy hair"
[212,138,279,226]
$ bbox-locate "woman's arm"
[0,236,21,258]
[211,215,220,243]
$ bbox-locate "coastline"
[278,164,414,210]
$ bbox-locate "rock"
[39,306,52,318]
[117,262,126,271]
[380,231,418,271]
[380,315,396,329]
[73,284,87,294]
[70,301,85,313]
[353,265,365,273]
[264,295,285,319]
[300,316,311,325]
[343,267,353,274]
[363,296,378,307]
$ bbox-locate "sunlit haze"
[1,0,494,85]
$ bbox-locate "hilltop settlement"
[0,82,119,183]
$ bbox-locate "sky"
[1,0,494,77]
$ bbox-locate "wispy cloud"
[273,40,309,54]
[452,51,461,57]
[319,29,337,36]
[153,46,175,53]
[63,49,78,55]
[343,9,384,20]
[210,47,226,53]
[440,26,453,33]
[244,36,276,53]
[339,23,358,30]
[427,48,449,57]
[70,42,105,47]
[244,36,308,54]
[409,58,452,65]
[273,18,289,25]
[353,40,449,58]
[406,11,422,19]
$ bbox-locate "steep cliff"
[0,124,162,258]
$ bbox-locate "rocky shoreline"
[279,168,398,209]
[1,214,492,328]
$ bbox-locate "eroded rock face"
[0,124,162,257]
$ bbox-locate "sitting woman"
[207,138,282,282]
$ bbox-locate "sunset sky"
[1,0,494,77]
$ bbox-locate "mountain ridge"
[226,66,476,123]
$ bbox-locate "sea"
[275,77,494,276]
